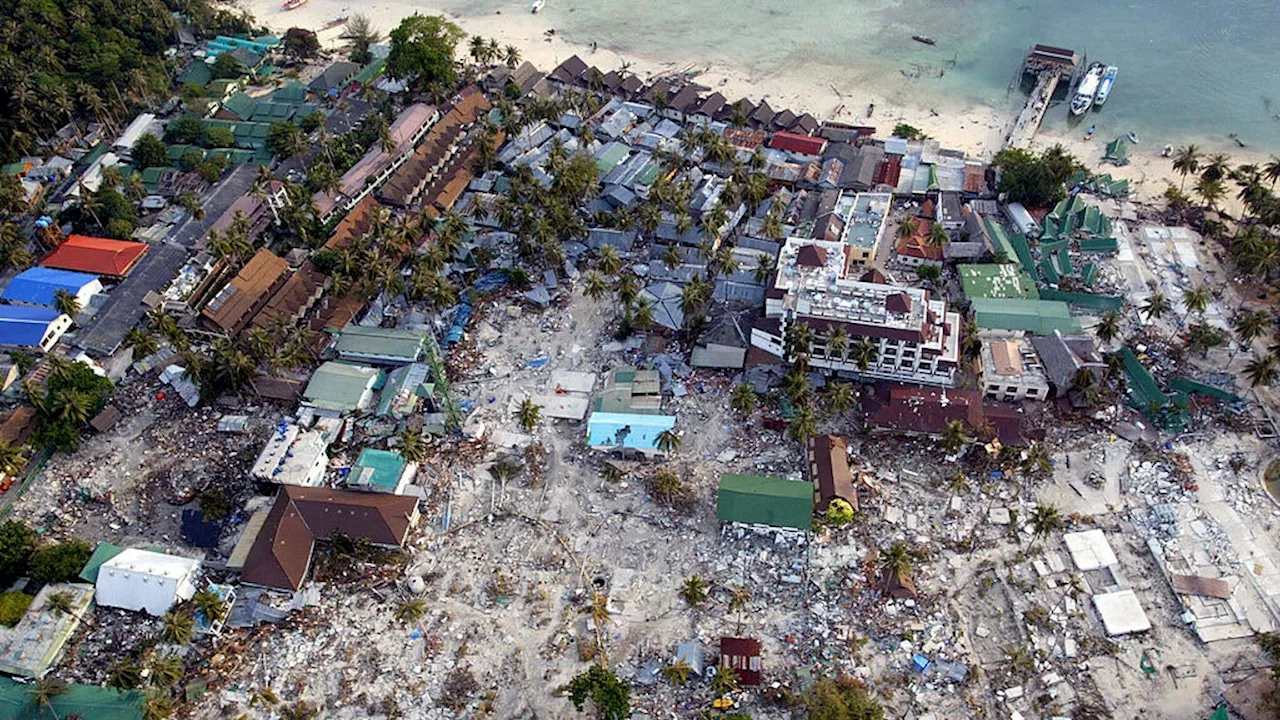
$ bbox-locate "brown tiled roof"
[862,383,1025,444]
[885,292,912,314]
[250,260,327,332]
[549,55,589,84]
[807,434,856,511]
[795,244,827,268]
[324,195,381,251]
[668,85,702,113]
[0,406,35,446]
[240,485,419,591]
[201,249,289,335]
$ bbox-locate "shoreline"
[245,0,1272,211]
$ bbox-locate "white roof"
[113,113,159,151]
[531,394,590,420]
[95,549,200,617]
[1063,529,1118,571]
[1092,589,1151,636]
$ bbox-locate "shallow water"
[440,0,1280,153]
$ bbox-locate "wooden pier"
[1004,45,1081,150]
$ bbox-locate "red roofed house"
[232,485,420,591]
[807,434,857,512]
[720,637,762,685]
[895,218,945,266]
[862,382,1027,445]
[769,131,827,157]
[41,235,149,278]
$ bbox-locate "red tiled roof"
[42,235,149,277]
[874,154,902,188]
[863,383,1025,444]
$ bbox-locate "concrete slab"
[549,370,596,394]
[532,394,590,421]
[1064,529,1119,570]
[1092,589,1151,636]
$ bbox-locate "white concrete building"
[980,335,1050,401]
[95,549,200,617]
[250,417,342,486]
[752,237,960,386]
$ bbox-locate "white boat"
[531,0,545,13]
[1094,66,1118,107]
[1070,63,1105,116]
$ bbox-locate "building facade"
[980,336,1050,401]
[752,237,960,386]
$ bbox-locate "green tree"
[891,123,925,140]
[1246,353,1280,387]
[567,665,631,720]
[1172,145,1201,190]
[826,498,856,525]
[655,429,681,456]
[730,383,756,415]
[993,146,1082,207]
[679,575,708,607]
[132,133,169,170]
[54,289,81,318]
[30,539,92,583]
[1233,309,1269,353]
[387,14,466,90]
[851,337,879,373]
[107,658,143,690]
[192,588,227,623]
[211,53,244,80]
[0,442,25,478]
[27,676,67,717]
[395,599,427,623]
[282,28,320,59]
[941,420,967,455]
[1093,311,1122,346]
[343,14,383,65]
[824,381,856,415]
[399,429,428,463]
[516,398,542,433]
[1141,291,1171,324]
[789,402,818,443]
[804,676,885,720]
[0,522,35,585]
[661,659,691,685]
[0,591,32,627]
[1029,502,1065,546]
[160,609,195,645]
[267,122,304,158]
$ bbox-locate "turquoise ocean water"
[439,0,1280,154]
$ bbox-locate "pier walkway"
[1005,72,1059,150]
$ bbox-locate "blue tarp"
[445,304,473,345]
[2,267,98,307]
[586,411,676,450]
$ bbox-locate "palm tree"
[1195,176,1227,210]
[160,609,195,645]
[516,398,542,433]
[655,429,681,456]
[503,45,521,68]
[615,274,638,306]
[394,599,427,623]
[753,253,776,284]
[1022,442,1052,476]
[661,659,692,685]
[784,321,812,360]
[581,270,608,300]
[850,337,879,372]
[824,381,856,415]
[1141,291,1171,324]
[192,588,226,623]
[0,442,23,477]
[926,222,948,249]
[51,289,81,319]
[1264,156,1280,187]
[148,652,184,688]
[1245,353,1280,387]
[1182,285,1211,319]
[941,420,967,455]
[896,216,920,241]
[824,327,849,362]
[1233,309,1269,355]
[877,543,913,593]
[788,402,818,443]
[631,298,655,330]
[1200,153,1231,182]
[679,575,708,607]
[1093,311,1122,346]
[1029,503,1065,546]
[1172,144,1201,190]
[27,676,67,717]
[730,383,756,414]
[711,666,740,696]
[107,658,143,689]
[399,429,428,463]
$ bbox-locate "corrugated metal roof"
[2,267,99,306]
[716,474,811,529]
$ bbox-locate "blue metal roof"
[0,305,63,348]
[2,267,98,307]
[586,412,676,450]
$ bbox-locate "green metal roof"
[970,297,1081,335]
[1169,376,1243,404]
[177,61,214,88]
[594,143,630,174]
[982,217,1017,263]
[220,92,256,120]
[1009,232,1035,274]
[1038,289,1124,312]
[1121,347,1188,432]
[351,58,387,85]
[0,677,144,720]
[1039,256,1060,285]
[351,448,407,492]
[335,325,426,363]
[271,80,309,104]
[1055,246,1073,275]
[1079,237,1119,254]
[1081,262,1098,287]
[958,264,1039,300]
[303,361,382,412]
[716,474,812,530]
[78,541,124,583]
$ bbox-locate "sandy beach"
[244,0,1271,210]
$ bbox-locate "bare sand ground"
[243,0,1272,210]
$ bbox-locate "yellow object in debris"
[712,697,733,710]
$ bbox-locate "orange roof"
[42,235,149,277]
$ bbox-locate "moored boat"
[282,0,307,10]
[1094,66,1118,107]
[1070,62,1104,116]
[912,35,936,46]
[531,0,545,13]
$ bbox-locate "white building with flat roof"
[753,236,960,386]
[95,549,200,617]
[980,335,1049,401]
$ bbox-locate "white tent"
[94,549,201,617]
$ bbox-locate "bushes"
[30,539,92,584]
[0,591,32,627]
[0,521,35,585]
